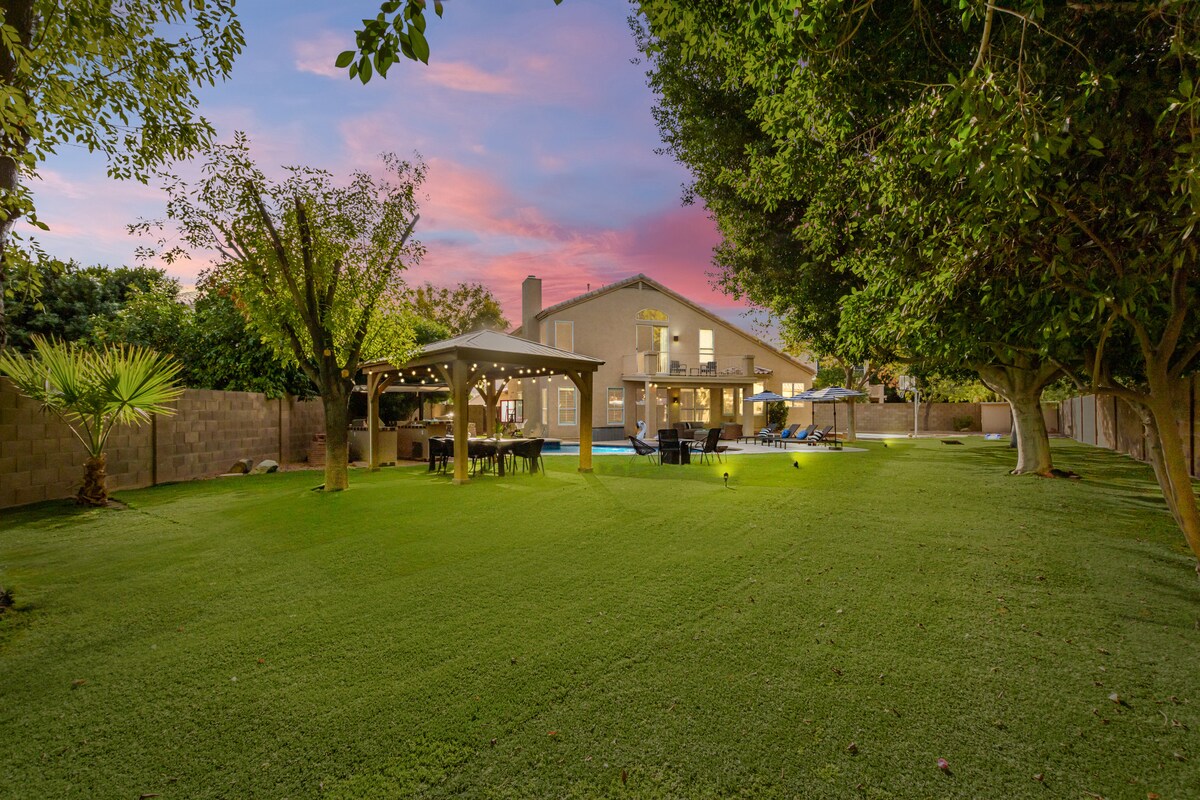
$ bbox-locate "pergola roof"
[361,329,603,383]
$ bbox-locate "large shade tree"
[135,135,424,491]
[0,0,243,347]
[635,1,1200,557]
[408,281,509,335]
[634,5,1065,456]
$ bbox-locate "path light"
[793,461,799,469]
[723,472,730,489]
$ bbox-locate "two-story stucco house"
[504,274,815,441]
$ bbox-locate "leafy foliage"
[95,277,316,399]
[340,0,562,82]
[408,282,508,335]
[5,259,175,351]
[0,0,243,345]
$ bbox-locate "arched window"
[635,308,668,322]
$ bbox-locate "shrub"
[952,414,974,432]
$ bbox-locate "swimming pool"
[546,443,637,456]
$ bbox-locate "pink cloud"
[293,32,347,79]
[405,158,731,326]
[423,61,516,94]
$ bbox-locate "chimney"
[521,275,542,342]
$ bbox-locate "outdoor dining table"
[433,437,526,476]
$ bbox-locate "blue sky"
[27,1,775,334]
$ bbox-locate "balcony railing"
[621,353,752,378]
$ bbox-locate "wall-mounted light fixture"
[672,334,679,343]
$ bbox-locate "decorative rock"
[250,459,279,475]
[227,458,253,474]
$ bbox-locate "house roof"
[530,273,814,376]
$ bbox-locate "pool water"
[548,443,637,456]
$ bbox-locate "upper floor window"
[635,308,668,322]
[699,329,714,359]
[554,320,574,352]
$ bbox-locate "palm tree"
[0,336,183,506]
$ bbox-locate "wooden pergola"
[359,330,604,484]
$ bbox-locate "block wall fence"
[0,379,325,510]
[1060,374,1200,478]
[812,401,1059,435]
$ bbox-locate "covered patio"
[360,330,603,484]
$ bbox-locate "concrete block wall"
[0,379,326,509]
[814,402,982,433]
[284,396,326,464]
[155,390,282,484]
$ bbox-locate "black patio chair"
[468,439,497,475]
[657,428,685,465]
[692,427,727,464]
[428,437,450,473]
[510,438,546,474]
[670,360,687,375]
[628,435,658,465]
[698,361,717,376]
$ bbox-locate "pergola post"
[366,371,382,471]
[568,369,594,473]
[741,388,754,436]
[451,360,471,484]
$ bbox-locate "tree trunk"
[1009,391,1053,476]
[976,356,1060,476]
[322,389,351,491]
[1138,373,1200,563]
[77,454,108,507]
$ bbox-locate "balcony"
[620,353,756,381]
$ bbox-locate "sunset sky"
[26,1,771,333]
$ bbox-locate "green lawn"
[1,439,1197,799]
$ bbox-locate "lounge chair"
[692,427,728,464]
[805,425,834,445]
[740,424,779,444]
[782,424,818,446]
[770,423,803,446]
[628,435,658,464]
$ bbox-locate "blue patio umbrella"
[789,386,865,446]
[744,390,788,403]
[743,390,788,436]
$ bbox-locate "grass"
[1,438,1198,799]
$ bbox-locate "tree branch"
[1042,194,1124,277]
[244,182,305,309]
[972,2,996,73]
